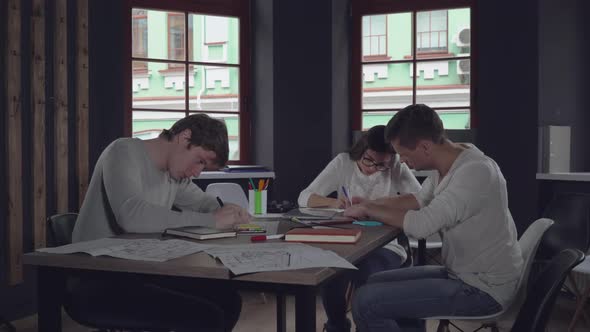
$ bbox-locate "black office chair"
[46,213,227,332]
[47,213,78,247]
[510,249,585,332]
[537,193,590,261]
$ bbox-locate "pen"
[341,186,352,205]
[216,196,224,207]
[251,234,285,242]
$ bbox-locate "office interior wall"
[538,0,589,172]
[475,0,539,235]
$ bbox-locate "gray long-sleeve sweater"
[72,138,219,242]
[403,145,523,308]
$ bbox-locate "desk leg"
[276,293,286,332]
[417,239,426,266]
[37,267,64,332]
[295,287,315,332]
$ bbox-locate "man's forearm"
[371,194,420,211]
[363,201,407,228]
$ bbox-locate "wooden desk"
[24,221,398,332]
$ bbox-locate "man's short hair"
[160,114,229,166]
[385,104,446,149]
[349,125,394,160]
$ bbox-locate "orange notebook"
[285,228,361,244]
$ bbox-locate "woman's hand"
[330,197,349,209]
[351,196,365,205]
[344,203,369,219]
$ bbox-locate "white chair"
[568,255,590,331]
[433,218,555,332]
[205,182,249,209]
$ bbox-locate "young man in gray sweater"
[72,114,250,331]
[345,104,523,332]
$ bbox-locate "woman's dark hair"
[385,104,446,149]
[160,114,229,166]
[348,125,394,161]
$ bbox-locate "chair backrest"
[510,249,585,332]
[47,213,78,247]
[205,182,248,209]
[517,218,554,292]
[538,193,590,260]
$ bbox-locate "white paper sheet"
[37,238,215,262]
[204,242,357,275]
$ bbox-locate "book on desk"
[285,228,361,244]
[163,226,236,240]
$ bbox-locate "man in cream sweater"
[345,104,523,332]
[72,114,249,331]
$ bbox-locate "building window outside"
[362,15,388,60]
[130,4,247,162]
[355,6,472,131]
[417,10,448,54]
[132,9,147,70]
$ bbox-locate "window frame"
[124,0,251,164]
[351,0,476,132]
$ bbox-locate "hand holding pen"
[341,186,353,207]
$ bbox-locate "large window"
[127,1,250,163]
[353,1,473,132]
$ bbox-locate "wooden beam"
[32,0,47,249]
[76,0,89,208]
[6,0,23,285]
[55,0,68,213]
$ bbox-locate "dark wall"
[253,0,334,203]
[88,0,127,169]
[475,0,539,235]
[538,0,589,172]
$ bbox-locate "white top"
[197,171,276,180]
[536,172,590,182]
[298,153,421,207]
[404,145,523,308]
[73,138,220,242]
[298,153,421,261]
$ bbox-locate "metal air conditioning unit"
[454,27,471,47]
[457,58,470,75]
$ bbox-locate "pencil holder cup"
[248,190,267,215]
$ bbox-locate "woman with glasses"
[298,125,421,332]
[298,125,420,209]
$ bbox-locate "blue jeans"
[352,266,502,332]
[322,248,403,332]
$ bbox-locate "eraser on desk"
[353,221,383,227]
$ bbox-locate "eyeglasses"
[361,155,390,171]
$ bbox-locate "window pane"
[132,111,185,139]
[362,63,413,109]
[363,13,411,62]
[168,13,186,61]
[190,112,240,161]
[362,109,470,131]
[436,109,470,129]
[190,66,239,112]
[414,59,470,108]
[416,8,470,59]
[191,14,239,65]
[132,61,189,110]
[362,111,397,131]
[130,9,190,62]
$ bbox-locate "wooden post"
[76,0,89,207]
[32,0,47,249]
[54,0,69,213]
[6,0,23,284]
